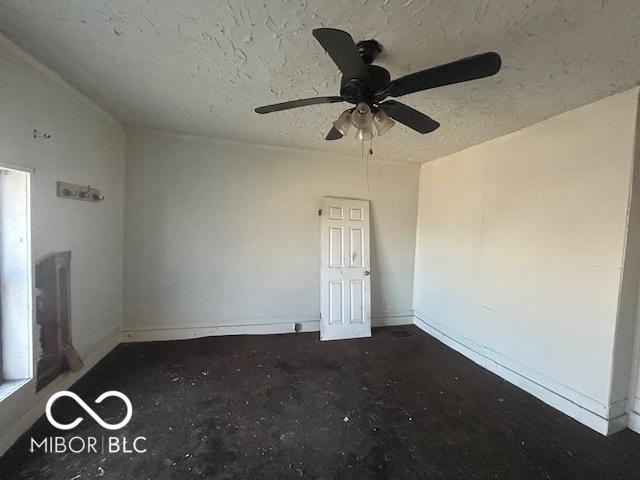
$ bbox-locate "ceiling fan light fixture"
[254,29,501,145]
[332,109,353,135]
[350,102,373,130]
[373,110,395,136]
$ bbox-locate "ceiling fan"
[254,28,501,142]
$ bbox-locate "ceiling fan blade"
[325,127,343,140]
[385,52,501,97]
[378,100,440,134]
[312,28,370,82]
[255,96,343,114]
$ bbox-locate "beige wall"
[413,88,640,433]
[123,128,419,335]
[0,35,124,452]
[626,96,640,433]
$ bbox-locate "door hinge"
[318,209,322,216]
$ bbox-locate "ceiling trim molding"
[124,125,421,168]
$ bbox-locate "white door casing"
[320,197,371,341]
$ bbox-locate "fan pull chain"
[368,138,373,195]
[361,137,373,196]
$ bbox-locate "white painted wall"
[123,129,418,337]
[625,99,640,434]
[0,35,124,452]
[412,88,640,434]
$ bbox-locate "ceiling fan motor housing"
[340,64,391,105]
[338,39,388,105]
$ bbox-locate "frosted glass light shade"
[356,126,373,141]
[374,111,395,136]
[350,103,373,130]
[332,109,352,135]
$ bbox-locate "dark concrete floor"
[2,326,640,479]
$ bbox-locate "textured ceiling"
[0,1,639,163]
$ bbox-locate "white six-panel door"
[320,197,371,341]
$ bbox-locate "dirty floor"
[1,326,640,479]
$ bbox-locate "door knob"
[364,270,370,276]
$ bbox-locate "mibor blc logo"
[30,391,147,454]
[45,391,133,430]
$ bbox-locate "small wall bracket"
[33,129,52,140]
[56,181,104,203]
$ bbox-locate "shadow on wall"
[369,205,383,312]
[35,251,83,391]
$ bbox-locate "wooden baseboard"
[121,322,296,342]
[413,313,625,436]
[628,411,640,434]
[121,311,414,342]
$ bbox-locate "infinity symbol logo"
[45,391,133,431]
